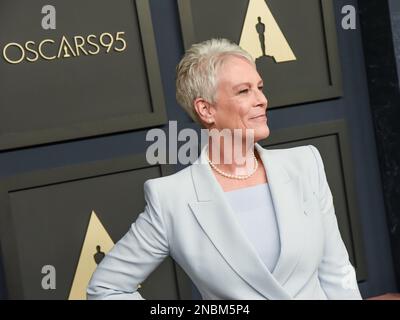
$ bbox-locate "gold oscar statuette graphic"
[68,210,114,300]
[239,0,296,62]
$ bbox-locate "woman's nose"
[255,90,268,108]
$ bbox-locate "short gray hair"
[175,38,255,123]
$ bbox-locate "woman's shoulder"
[143,164,193,194]
[261,144,323,185]
[262,144,320,165]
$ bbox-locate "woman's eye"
[239,89,249,94]
[258,86,264,91]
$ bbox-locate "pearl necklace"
[206,151,258,180]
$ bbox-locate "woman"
[87,38,362,300]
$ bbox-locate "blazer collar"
[189,143,307,299]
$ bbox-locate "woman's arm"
[86,180,169,300]
[308,145,362,300]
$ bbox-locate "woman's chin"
[254,125,270,142]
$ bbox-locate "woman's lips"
[250,114,267,121]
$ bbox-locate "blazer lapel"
[189,144,294,300]
[255,144,307,288]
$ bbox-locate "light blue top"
[224,183,281,272]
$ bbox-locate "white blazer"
[87,143,362,300]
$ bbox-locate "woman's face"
[211,55,269,142]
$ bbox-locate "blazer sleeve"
[308,145,362,300]
[86,179,169,300]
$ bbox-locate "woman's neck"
[207,139,257,176]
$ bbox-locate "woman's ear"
[193,98,215,126]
